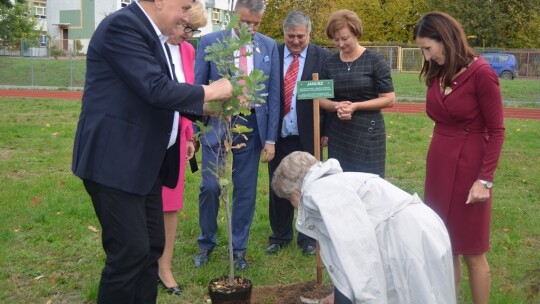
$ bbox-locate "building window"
[212,8,221,24]
[33,2,46,19]
[40,34,47,46]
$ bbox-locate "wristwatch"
[478,179,493,189]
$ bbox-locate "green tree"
[260,0,539,47]
[260,0,339,43]
[426,0,501,47]
[261,0,428,44]
[426,0,540,48]
[0,0,12,7]
[494,0,540,48]
[0,0,40,51]
[343,0,427,43]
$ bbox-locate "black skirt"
[327,110,386,177]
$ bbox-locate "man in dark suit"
[266,11,331,256]
[71,0,232,303]
[193,0,280,271]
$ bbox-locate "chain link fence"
[399,47,540,77]
[0,39,85,89]
[1,40,538,104]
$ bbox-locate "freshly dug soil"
[251,281,334,304]
[208,276,252,304]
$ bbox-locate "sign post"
[296,74,334,284]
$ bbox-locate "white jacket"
[297,159,455,304]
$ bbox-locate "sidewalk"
[1,89,539,120]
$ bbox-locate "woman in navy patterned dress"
[319,10,395,177]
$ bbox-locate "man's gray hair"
[271,151,318,200]
[234,0,265,13]
[283,11,312,34]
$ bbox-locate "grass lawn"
[1,56,538,106]
[0,98,538,303]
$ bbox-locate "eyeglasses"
[184,26,201,35]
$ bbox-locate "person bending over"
[272,151,455,304]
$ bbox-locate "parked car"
[481,53,518,79]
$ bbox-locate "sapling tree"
[195,14,268,285]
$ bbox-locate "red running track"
[1,89,539,120]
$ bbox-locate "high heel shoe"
[158,278,182,296]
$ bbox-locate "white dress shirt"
[281,47,307,137]
[136,1,179,149]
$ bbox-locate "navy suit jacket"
[278,43,331,154]
[72,3,205,195]
[194,30,280,147]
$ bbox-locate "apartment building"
[45,0,234,54]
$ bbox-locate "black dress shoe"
[233,252,249,271]
[301,245,316,256]
[158,279,182,296]
[193,249,211,268]
[265,243,282,255]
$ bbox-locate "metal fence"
[398,47,540,77]
[1,42,538,105]
[0,55,85,89]
[477,48,540,78]
[0,38,83,59]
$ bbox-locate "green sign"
[296,80,334,100]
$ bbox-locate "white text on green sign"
[297,80,334,100]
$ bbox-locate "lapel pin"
[255,47,260,54]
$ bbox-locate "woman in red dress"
[414,12,505,304]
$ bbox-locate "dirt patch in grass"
[251,281,334,304]
[0,148,13,162]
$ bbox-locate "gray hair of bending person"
[283,11,312,34]
[234,0,265,13]
[272,151,319,200]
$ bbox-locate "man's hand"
[203,77,233,102]
[319,292,334,304]
[203,102,222,117]
[260,143,275,163]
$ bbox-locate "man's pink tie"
[238,46,249,107]
[239,46,248,76]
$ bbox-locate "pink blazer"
[162,41,196,211]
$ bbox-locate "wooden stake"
[313,73,321,161]
[312,73,323,285]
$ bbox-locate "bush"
[74,40,83,56]
[49,43,63,59]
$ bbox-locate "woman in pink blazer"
[158,1,207,296]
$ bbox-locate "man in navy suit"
[71,0,232,302]
[266,11,331,256]
[193,0,279,270]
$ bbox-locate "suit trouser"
[84,178,164,304]
[334,287,353,304]
[267,135,315,247]
[197,113,261,253]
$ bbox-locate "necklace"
[340,46,362,71]
[440,80,453,95]
[440,60,474,95]
[345,61,354,71]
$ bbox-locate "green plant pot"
[208,275,252,304]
